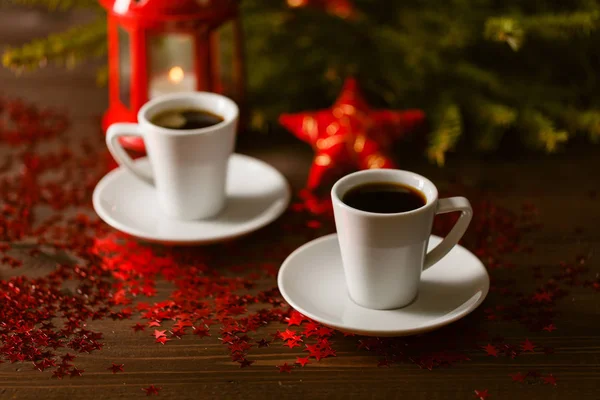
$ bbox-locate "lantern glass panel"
[147,33,197,99]
[118,26,131,108]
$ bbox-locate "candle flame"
[168,66,184,84]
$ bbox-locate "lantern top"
[99,0,239,20]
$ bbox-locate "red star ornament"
[280,78,425,190]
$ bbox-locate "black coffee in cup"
[151,108,224,130]
[342,182,426,214]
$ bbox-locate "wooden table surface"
[1,7,599,400]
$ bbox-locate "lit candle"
[149,66,197,99]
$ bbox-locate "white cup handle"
[106,123,154,185]
[423,197,473,271]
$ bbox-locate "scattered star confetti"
[377,359,391,367]
[108,363,124,374]
[238,358,254,368]
[482,344,499,357]
[281,329,301,341]
[474,389,490,400]
[0,96,594,399]
[155,337,170,345]
[277,363,293,373]
[542,374,558,386]
[510,372,526,382]
[286,311,306,326]
[520,339,536,352]
[257,339,271,348]
[285,339,302,349]
[142,385,161,396]
[296,357,311,367]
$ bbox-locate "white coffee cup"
[106,92,239,220]
[331,169,473,310]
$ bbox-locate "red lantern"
[100,0,246,151]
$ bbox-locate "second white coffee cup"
[106,92,239,220]
[332,169,473,310]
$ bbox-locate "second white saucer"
[278,234,489,337]
[93,154,291,245]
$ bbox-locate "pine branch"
[518,110,569,152]
[545,106,600,143]
[484,17,524,50]
[5,0,99,10]
[485,11,600,49]
[453,63,508,98]
[2,18,106,72]
[467,97,517,151]
[525,11,600,39]
[427,103,462,166]
[568,110,600,143]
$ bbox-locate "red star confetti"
[482,344,499,357]
[296,357,311,367]
[194,326,210,338]
[153,330,166,339]
[257,339,271,348]
[132,323,146,332]
[377,359,391,367]
[305,343,323,360]
[229,341,252,353]
[510,372,526,383]
[52,369,67,379]
[303,321,320,337]
[280,78,425,190]
[277,363,293,373]
[170,328,186,339]
[238,359,254,368]
[281,329,302,342]
[108,363,124,374]
[533,291,553,302]
[70,368,84,378]
[542,324,557,332]
[155,337,170,345]
[316,327,334,337]
[284,339,302,349]
[286,311,306,326]
[520,339,536,352]
[271,331,283,340]
[142,385,161,396]
[474,389,490,400]
[542,374,558,386]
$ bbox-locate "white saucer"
[93,154,291,245]
[278,234,489,337]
